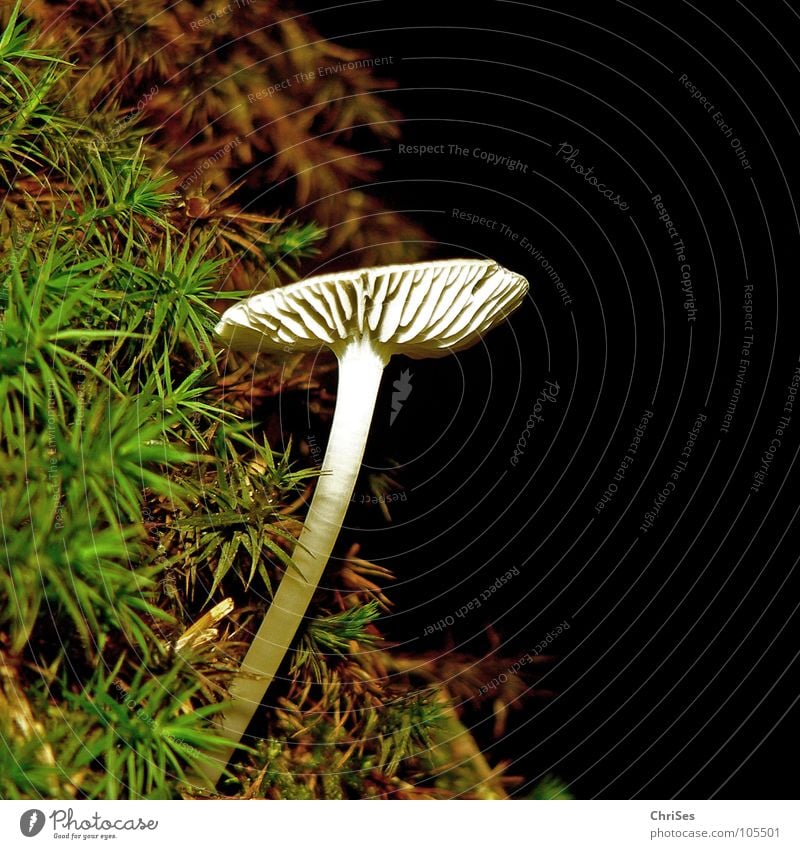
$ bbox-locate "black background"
[284,0,800,799]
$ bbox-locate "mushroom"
[198,258,528,787]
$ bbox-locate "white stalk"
[194,336,389,788]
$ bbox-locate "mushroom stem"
[194,336,389,788]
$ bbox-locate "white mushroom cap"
[197,257,528,787]
[214,258,528,359]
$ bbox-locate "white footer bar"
[3,800,796,848]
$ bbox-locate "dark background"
[286,0,800,799]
